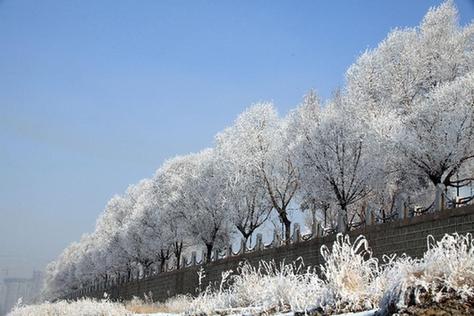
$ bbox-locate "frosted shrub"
[188,270,234,315]
[423,233,474,298]
[8,298,131,316]
[187,234,382,315]
[187,259,326,315]
[185,233,474,315]
[320,234,382,313]
[228,259,325,312]
[380,233,474,312]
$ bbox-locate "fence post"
[404,195,409,217]
[311,220,318,237]
[316,222,323,237]
[213,249,219,262]
[396,194,406,219]
[240,238,246,254]
[365,204,375,226]
[435,184,446,211]
[201,250,206,264]
[256,233,263,251]
[292,223,301,243]
[337,210,347,233]
[191,251,197,265]
[272,229,281,247]
[227,244,233,257]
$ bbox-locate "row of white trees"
[43,1,474,300]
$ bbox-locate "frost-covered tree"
[154,165,189,269]
[346,1,474,206]
[121,179,171,275]
[396,73,474,189]
[215,130,272,245]
[218,103,299,241]
[111,181,157,277]
[158,208,187,269]
[154,156,205,267]
[291,92,383,232]
[288,91,334,230]
[74,235,103,286]
[158,150,231,261]
[43,242,82,299]
[94,195,136,280]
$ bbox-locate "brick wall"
[67,204,474,302]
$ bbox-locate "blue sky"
[1,0,473,277]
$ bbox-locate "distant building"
[0,281,5,316]
[0,271,43,316]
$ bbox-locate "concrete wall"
[68,204,474,302]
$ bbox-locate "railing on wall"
[65,189,474,300]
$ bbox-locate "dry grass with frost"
[8,298,131,316]
[169,233,387,315]
[379,233,474,314]
[167,233,474,315]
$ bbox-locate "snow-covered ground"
[9,233,474,316]
[133,311,377,316]
[7,298,130,316]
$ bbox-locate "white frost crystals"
[379,233,474,314]
[320,235,381,313]
[166,233,474,315]
[8,298,131,316]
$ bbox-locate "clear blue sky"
[1,0,473,277]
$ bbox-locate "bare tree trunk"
[205,243,213,262]
[174,241,183,269]
[281,214,292,242]
[337,205,348,233]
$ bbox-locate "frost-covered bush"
[181,259,325,315]
[180,233,474,315]
[186,269,239,315]
[185,233,384,315]
[320,234,382,313]
[379,233,474,313]
[229,259,325,312]
[8,298,131,316]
